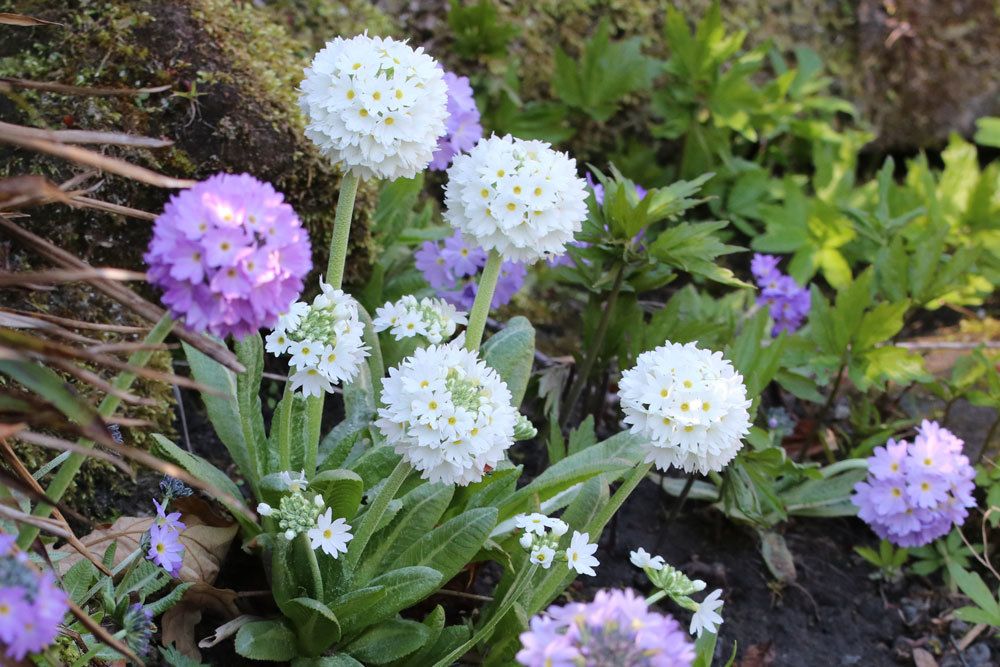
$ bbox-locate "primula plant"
[1,2,999,665]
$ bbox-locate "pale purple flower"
[147,524,184,577]
[153,499,186,532]
[146,173,311,339]
[417,231,526,309]
[429,70,483,171]
[0,534,69,661]
[751,254,810,336]
[852,420,976,547]
[517,589,694,667]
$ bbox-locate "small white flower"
[548,519,569,537]
[265,329,290,355]
[313,494,325,508]
[290,367,334,398]
[284,529,296,540]
[374,295,467,344]
[278,470,308,493]
[307,508,354,558]
[444,134,587,264]
[691,579,707,592]
[515,513,551,536]
[619,341,751,474]
[519,532,534,549]
[629,547,665,571]
[690,589,724,637]
[299,34,449,180]
[257,502,274,517]
[288,340,321,369]
[377,342,517,485]
[530,545,555,569]
[565,531,599,576]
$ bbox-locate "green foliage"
[447,0,518,60]
[855,539,909,581]
[552,19,659,122]
[911,530,975,580]
[947,562,1000,627]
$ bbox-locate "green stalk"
[303,395,323,477]
[463,250,502,353]
[326,171,360,289]
[297,532,323,599]
[278,384,294,472]
[585,462,652,539]
[18,313,175,549]
[343,458,411,572]
[430,563,538,667]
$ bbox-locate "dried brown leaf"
[0,12,61,26]
[162,583,240,661]
[0,174,71,208]
[912,648,938,667]
[57,514,237,584]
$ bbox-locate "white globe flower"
[443,134,587,264]
[619,341,751,474]
[376,342,518,485]
[373,294,467,344]
[267,282,369,396]
[299,34,449,180]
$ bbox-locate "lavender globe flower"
[145,173,311,339]
[852,420,976,547]
[0,533,69,661]
[414,230,526,309]
[751,254,810,336]
[429,69,483,171]
[517,589,694,667]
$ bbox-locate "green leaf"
[182,343,252,477]
[234,334,267,479]
[327,586,388,631]
[854,301,908,351]
[311,469,364,521]
[285,597,342,656]
[346,619,430,665]
[292,656,363,667]
[567,415,597,456]
[974,117,1000,148]
[387,606,446,667]
[62,560,98,605]
[144,582,192,617]
[151,434,256,535]
[649,220,748,287]
[348,446,402,488]
[948,563,1000,621]
[234,619,297,662]
[338,566,443,635]
[390,507,497,582]
[482,316,535,408]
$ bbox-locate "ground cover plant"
[0,1,998,665]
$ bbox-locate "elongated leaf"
[285,597,342,656]
[234,334,267,480]
[182,343,252,476]
[348,446,401,488]
[482,316,535,408]
[390,507,497,581]
[338,566,443,637]
[312,469,364,520]
[234,619,297,662]
[389,605,445,667]
[328,585,388,627]
[345,619,429,665]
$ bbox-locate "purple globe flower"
[852,420,976,547]
[751,254,810,336]
[145,173,311,339]
[0,533,69,661]
[416,230,525,309]
[429,69,483,171]
[517,589,694,667]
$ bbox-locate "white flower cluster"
[257,481,353,558]
[373,295,467,344]
[299,34,449,180]
[265,283,369,397]
[629,545,723,638]
[515,513,599,576]
[619,341,751,474]
[444,134,588,264]
[377,343,517,485]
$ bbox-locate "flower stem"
[326,171,360,289]
[645,589,668,605]
[343,458,411,573]
[585,461,652,541]
[560,261,626,429]
[278,384,294,472]
[297,532,323,599]
[17,312,175,549]
[430,563,538,667]
[464,250,502,353]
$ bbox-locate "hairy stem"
[325,171,360,288]
[343,458,411,572]
[464,250,502,353]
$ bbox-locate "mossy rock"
[0,0,393,516]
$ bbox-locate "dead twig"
[0,77,169,96]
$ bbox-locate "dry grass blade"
[0,268,146,286]
[0,125,194,189]
[0,122,172,148]
[48,359,157,406]
[0,310,100,344]
[0,12,62,26]
[10,430,132,477]
[68,599,145,666]
[0,174,72,208]
[70,194,157,220]
[0,504,70,538]
[0,76,169,96]
[0,217,243,372]
[0,307,147,333]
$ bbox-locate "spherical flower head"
[299,34,449,180]
[373,294,468,344]
[619,341,752,475]
[376,342,518,485]
[444,134,588,264]
[516,589,694,667]
[0,544,69,661]
[266,283,370,396]
[145,173,311,339]
[852,420,976,547]
[429,69,483,171]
